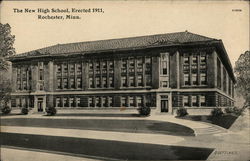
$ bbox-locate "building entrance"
[37,98,44,112]
[161,95,169,112]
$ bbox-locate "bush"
[176,107,188,117]
[211,107,223,117]
[1,106,11,114]
[138,106,151,116]
[225,107,242,116]
[46,106,57,116]
[21,107,29,115]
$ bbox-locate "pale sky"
[1,1,249,67]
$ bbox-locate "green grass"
[1,118,195,136]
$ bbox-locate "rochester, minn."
[38,15,81,20]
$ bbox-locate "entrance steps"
[194,126,227,135]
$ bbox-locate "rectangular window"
[129,76,135,87]
[137,75,143,86]
[145,57,151,73]
[103,97,108,107]
[17,80,21,90]
[109,76,114,87]
[129,96,135,107]
[192,73,198,85]
[137,96,143,107]
[121,96,127,107]
[109,61,114,73]
[184,56,189,64]
[129,59,135,73]
[23,80,27,90]
[17,68,21,78]
[76,98,81,107]
[70,78,75,89]
[63,97,68,107]
[161,81,168,87]
[69,98,74,107]
[69,64,75,76]
[192,96,198,107]
[63,64,68,75]
[162,61,168,75]
[200,73,207,85]
[161,53,168,75]
[102,77,107,88]
[183,96,189,106]
[200,95,206,106]
[57,78,62,89]
[102,61,107,74]
[122,76,127,87]
[57,65,62,75]
[89,77,94,88]
[145,75,151,86]
[88,97,94,107]
[137,58,143,72]
[109,96,113,107]
[89,62,93,74]
[56,98,61,107]
[95,62,100,74]
[184,73,190,85]
[96,97,101,107]
[77,78,82,88]
[63,78,68,88]
[121,59,127,73]
[76,64,82,75]
[96,77,101,88]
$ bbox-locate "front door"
[161,100,168,112]
[38,98,43,112]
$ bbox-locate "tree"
[0,23,15,108]
[0,23,15,70]
[234,51,250,109]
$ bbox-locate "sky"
[1,1,249,67]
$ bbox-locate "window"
[161,81,168,87]
[122,76,127,87]
[23,80,27,90]
[77,78,82,88]
[17,68,21,78]
[89,62,93,74]
[223,68,227,92]
[192,55,198,70]
[129,96,135,107]
[57,78,61,89]
[137,96,143,107]
[129,59,135,73]
[161,53,168,75]
[102,77,107,88]
[56,98,61,107]
[63,78,68,88]
[63,98,68,107]
[217,59,221,89]
[96,97,101,107]
[96,77,101,88]
[145,75,151,86]
[121,96,127,107]
[162,62,168,75]
[17,80,21,90]
[69,98,74,107]
[89,77,94,88]
[184,56,189,64]
[200,55,206,69]
[103,97,108,107]
[129,76,135,87]
[109,61,114,73]
[192,73,198,85]
[39,82,44,90]
[200,95,206,106]
[69,64,75,76]
[70,78,75,88]
[121,59,127,73]
[102,61,107,74]
[76,98,81,107]
[137,75,143,86]
[76,64,82,75]
[183,96,189,106]
[63,64,68,75]
[109,96,113,107]
[192,96,198,106]
[145,57,151,73]
[89,97,94,107]
[95,62,100,74]
[184,73,190,85]
[109,76,114,87]
[200,73,207,85]
[57,65,62,75]
[137,58,143,72]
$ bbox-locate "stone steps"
[194,126,227,135]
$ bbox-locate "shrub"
[138,106,151,116]
[224,107,242,116]
[211,107,223,117]
[224,107,234,114]
[46,106,57,116]
[1,106,11,115]
[176,107,188,117]
[21,107,29,115]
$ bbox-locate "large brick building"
[8,31,235,114]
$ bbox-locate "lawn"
[0,132,214,160]
[1,118,195,136]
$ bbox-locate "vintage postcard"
[0,1,249,161]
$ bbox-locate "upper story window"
[183,95,189,106]
[89,77,94,88]
[109,96,113,107]
[200,72,207,85]
[109,76,114,87]
[121,59,127,73]
[96,77,101,88]
[184,72,190,85]
[102,77,107,88]
[145,75,152,86]
[137,75,143,87]
[200,95,206,106]
[102,61,107,74]
[122,76,127,87]
[57,65,62,76]
[200,54,206,69]
[145,57,151,73]
[192,96,198,107]
[77,78,82,88]
[38,62,44,80]
[121,96,127,107]
[70,78,75,89]
[129,96,135,107]
[137,58,143,73]
[137,96,143,107]
[63,64,68,75]
[95,62,100,74]
[109,61,114,73]
[76,63,82,75]
[129,59,135,73]
[192,73,198,85]
[129,76,135,87]
[63,78,68,88]
[57,78,62,89]
[161,53,169,75]
[69,64,75,76]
